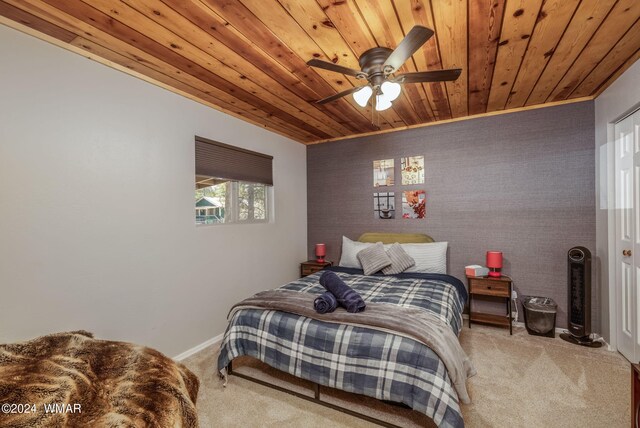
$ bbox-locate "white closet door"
[615,112,636,362]
[633,110,640,361]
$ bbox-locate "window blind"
[195,136,273,186]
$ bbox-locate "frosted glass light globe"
[353,86,373,107]
[375,95,393,111]
[380,81,401,102]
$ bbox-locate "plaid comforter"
[217,267,468,428]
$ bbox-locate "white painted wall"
[595,60,640,345]
[0,25,307,357]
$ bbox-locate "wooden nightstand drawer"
[300,260,332,277]
[469,278,510,297]
[302,266,324,276]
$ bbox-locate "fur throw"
[0,331,199,427]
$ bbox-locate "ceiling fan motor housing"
[359,47,393,87]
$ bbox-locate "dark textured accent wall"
[307,101,596,330]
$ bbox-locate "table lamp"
[315,244,326,263]
[486,251,503,278]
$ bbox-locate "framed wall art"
[401,156,424,185]
[373,159,394,187]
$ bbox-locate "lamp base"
[488,268,501,278]
[316,257,325,263]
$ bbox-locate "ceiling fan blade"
[383,26,434,73]
[307,59,367,78]
[316,86,366,104]
[394,69,462,84]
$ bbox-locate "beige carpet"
[182,324,630,427]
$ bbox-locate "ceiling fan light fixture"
[375,94,393,111]
[380,81,401,102]
[353,86,373,107]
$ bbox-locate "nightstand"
[300,260,332,277]
[467,275,513,335]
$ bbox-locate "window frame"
[195,179,271,227]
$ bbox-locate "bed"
[217,234,473,428]
[0,331,199,427]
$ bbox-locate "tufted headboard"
[357,233,435,244]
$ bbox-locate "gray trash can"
[523,296,557,338]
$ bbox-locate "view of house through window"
[195,178,267,225]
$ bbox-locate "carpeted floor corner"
[182,324,630,427]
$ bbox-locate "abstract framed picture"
[401,156,424,185]
[373,159,394,187]
[402,190,426,219]
[374,192,395,219]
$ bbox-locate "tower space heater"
[560,247,602,347]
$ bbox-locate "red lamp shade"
[315,244,326,263]
[486,251,503,278]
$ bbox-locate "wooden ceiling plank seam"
[513,0,584,108]
[498,0,544,111]
[505,0,581,109]
[269,0,399,128]
[353,0,435,123]
[467,0,507,115]
[592,46,640,97]
[0,11,314,143]
[348,0,422,125]
[76,0,332,140]
[429,0,469,118]
[164,0,321,97]
[0,0,76,42]
[195,1,370,134]
[541,0,621,102]
[381,0,437,121]
[524,0,616,106]
[122,0,347,138]
[486,0,544,112]
[314,0,408,127]
[396,0,453,120]
[159,0,353,137]
[570,17,640,98]
[202,0,376,132]
[546,0,640,102]
[65,0,325,139]
[3,0,302,122]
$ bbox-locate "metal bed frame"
[226,359,421,428]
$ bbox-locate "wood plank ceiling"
[1,0,639,144]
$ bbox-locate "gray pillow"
[382,243,416,275]
[357,242,392,275]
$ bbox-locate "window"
[194,137,272,225]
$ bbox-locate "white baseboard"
[173,332,224,361]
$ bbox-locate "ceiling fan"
[307,26,461,112]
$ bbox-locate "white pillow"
[338,236,373,268]
[401,242,448,274]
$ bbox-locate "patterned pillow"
[382,243,416,275]
[357,242,392,275]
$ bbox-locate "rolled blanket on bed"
[314,291,338,314]
[319,271,366,313]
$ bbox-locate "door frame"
[608,106,640,355]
